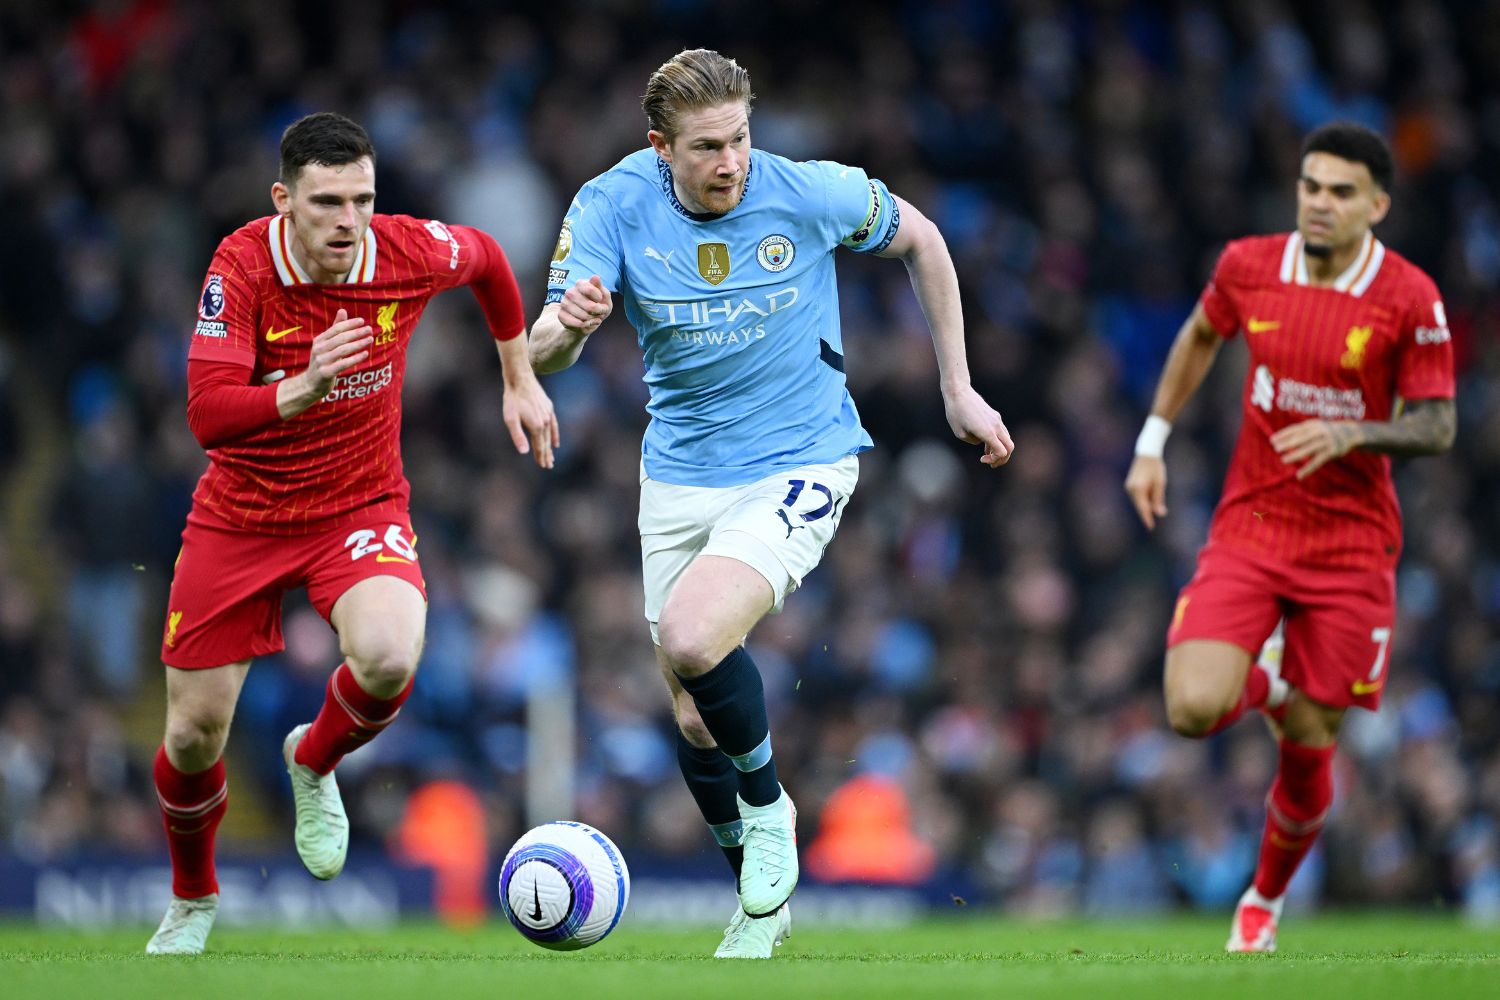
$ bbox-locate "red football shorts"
[160,510,427,669]
[1167,543,1396,710]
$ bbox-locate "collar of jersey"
[1279,230,1385,296]
[268,214,378,285]
[657,155,753,222]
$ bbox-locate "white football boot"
[1255,622,1291,724]
[737,787,798,917]
[1226,885,1284,953]
[715,902,792,958]
[283,723,349,880]
[145,893,219,955]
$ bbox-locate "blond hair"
[642,49,753,139]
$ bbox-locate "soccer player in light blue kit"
[529,49,1013,958]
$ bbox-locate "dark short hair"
[1301,122,1393,191]
[279,112,376,186]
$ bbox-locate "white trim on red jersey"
[267,214,379,286]
[1278,231,1385,297]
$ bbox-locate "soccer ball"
[498,821,630,950]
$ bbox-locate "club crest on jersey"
[199,274,225,319]
[698,242,730,285]
[756,235,794,273]
[1341,325,1373,369]
[552,220,573,264]
[375,302,399,344]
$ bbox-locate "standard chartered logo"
[323,362,395,403]
[1251,363,1367,420]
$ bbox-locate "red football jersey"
[186,213,522,535]
[1198,231,1454,570]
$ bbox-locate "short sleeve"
[816,161,900,254]
[187,248,259,363]
[1395,276,1456,401]
[1198,241,1244,338]
[545,181,622,305]
[412,217,472,291]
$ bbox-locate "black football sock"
[674,647,782,807]
[675,731,744,877]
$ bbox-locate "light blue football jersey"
[547,149,901,487]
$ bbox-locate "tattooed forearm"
[1353,398,1456,457]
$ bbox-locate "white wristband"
[1134,415,1172,458]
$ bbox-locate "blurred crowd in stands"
[1,0,1498,920]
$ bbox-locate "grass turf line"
[2,914,1498,1000]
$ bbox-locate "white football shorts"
[639,455,860,644]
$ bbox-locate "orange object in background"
[392,780,489,926]
[805,774,936,885]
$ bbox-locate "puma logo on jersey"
[644,246,676,274]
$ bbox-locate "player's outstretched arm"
[877,195,1013,468]
[530,277,612,374]
[496,333,559,469]
[276,308,373,419]
[1270,397,1456,479]
[1124,304,1223,530]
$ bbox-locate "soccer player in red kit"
[145,112,557,954]
[1124,123,1455,952]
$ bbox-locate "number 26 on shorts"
[344,524,418,565]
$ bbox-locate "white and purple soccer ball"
[498,821,630,950]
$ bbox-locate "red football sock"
[294,662,413,774]
[1253,739,1336,898]
[153,746,228,899]
[1203,664,1271,736]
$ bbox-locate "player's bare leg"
[1164,639,1253,737]
[285,575,425,880]
[657,555,798,921]
[1229,692,1343,953]
[148,660,250,955]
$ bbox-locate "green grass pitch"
[3,913,1497,999]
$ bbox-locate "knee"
[163,709,232,767]
[343,630,422,697]
[345,643,420,697]
[1165,687,1235,738]
[656,616,724,677]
